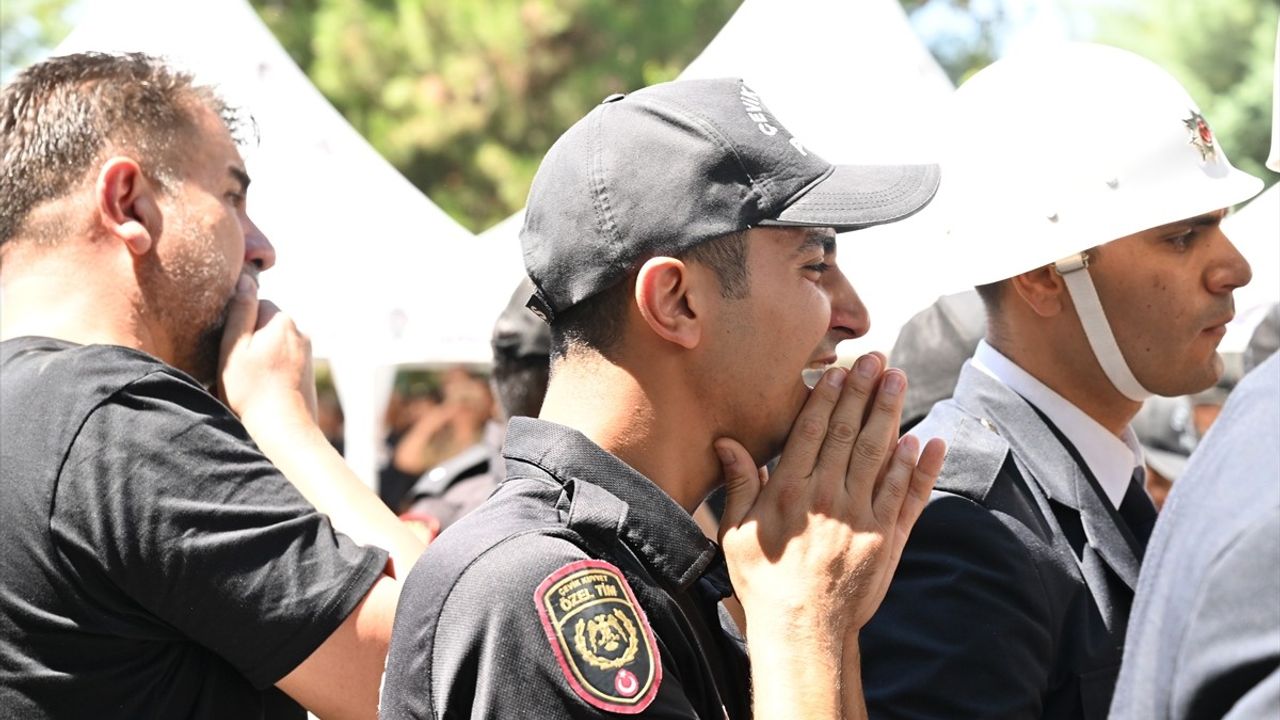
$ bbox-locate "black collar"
[502,416,720,591]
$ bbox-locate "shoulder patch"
[535,559,661,713]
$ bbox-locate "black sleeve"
[383,532,703,719]
[49,371,387,688]
[861,491,1055,720]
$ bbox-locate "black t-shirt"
[0,337,388,719]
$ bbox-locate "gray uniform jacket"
[1109,351,1280,720]
[862,362,1150,719]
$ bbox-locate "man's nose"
[825,266,869,341]
[242,214,276,272]
[1208,229,1252,296]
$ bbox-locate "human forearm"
[217,280,424,575]
[748,617,844,719]
[842,633,867,720]
[247,409,424,577]
[391,408,450,475]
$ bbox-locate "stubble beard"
[141,222,234,388]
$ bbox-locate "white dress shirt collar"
[970,340,1143,509]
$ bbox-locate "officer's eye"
[1165,228,1197,251]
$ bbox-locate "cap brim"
[760,163,941,232]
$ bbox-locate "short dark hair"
[549,230,750,358]
[0,52,243,246]
[492,354,551,419]
[974,279,1004,313]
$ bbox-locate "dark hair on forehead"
[0,51,245,246]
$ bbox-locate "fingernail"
[897,434,919,459]
[236,274,252,293]
[856,354,879,379]
[825,367,848,388]
[883,371,905,396]
[715,443,735,466]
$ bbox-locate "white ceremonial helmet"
[937,42,1264,401]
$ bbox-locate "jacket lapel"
[949,364,1142,593]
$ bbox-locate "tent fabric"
[1221,183,1280,353]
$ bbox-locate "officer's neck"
[990,330,1141,438]
[539,354,720,514]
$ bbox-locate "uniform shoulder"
[913,402,1011,504]
[385,518,597,695]
[397,479,583,609]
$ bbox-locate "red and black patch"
[535,559,661,714]
[1183,109,1218,161]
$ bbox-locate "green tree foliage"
[901,0,1005,84]
[0,0,76,82]
[1078,0,1278,184]
[251,0,742,232]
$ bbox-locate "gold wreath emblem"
[573,609,639,671]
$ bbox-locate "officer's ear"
[1010,264,1068,318]
[634,256,701,350]
[95,156,162,256]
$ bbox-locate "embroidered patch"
[535,559,661,714]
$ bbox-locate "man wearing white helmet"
[860,43,1262,719]
[1109,21,1280,720]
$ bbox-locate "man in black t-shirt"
[0,52,423,718]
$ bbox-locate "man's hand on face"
[715,353,946,640]
[217,273,319,432]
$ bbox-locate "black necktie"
[1119,469,1158,548]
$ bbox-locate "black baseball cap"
[520,77,940,321]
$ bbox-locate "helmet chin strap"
[1053,253,1153,402]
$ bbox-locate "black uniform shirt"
[381,417,751,719]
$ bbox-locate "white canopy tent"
[1221,182,1280,353]
[55,0,524,485]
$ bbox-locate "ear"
[634,256,702,350]
[1010,264,1068,318]
[95,156,162,256]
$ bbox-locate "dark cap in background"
[520,77,941,321]
[890,290,987,428]
[491,277,551,361]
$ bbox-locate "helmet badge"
[1182,110,1218,161]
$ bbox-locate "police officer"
[860,43,1261,719]
[381,78,947,718]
